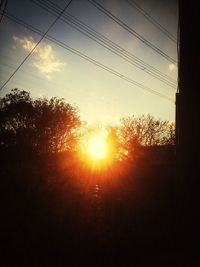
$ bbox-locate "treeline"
[0,88,175,157]
[0,89,177,266]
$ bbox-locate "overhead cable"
[2,12,174,103]
[88,0,177,64]
[0,0,73,91]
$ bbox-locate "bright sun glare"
[86,133,107,161]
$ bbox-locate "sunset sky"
[0,0,178,124]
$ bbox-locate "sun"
[86,133,108,161]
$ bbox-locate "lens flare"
[87,133,107,161]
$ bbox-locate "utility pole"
[176,0,199,255]
[177,1,198,184]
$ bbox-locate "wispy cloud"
[13,35,65,79]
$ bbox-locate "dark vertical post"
[176,0,199,254]
[175,92,180,150]
[178,0,198,162]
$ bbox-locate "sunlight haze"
[0,0,178,124]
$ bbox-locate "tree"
[0,89,35,151]
[33,97,81,153]
[106,126,120,161]
[160,122,175,145]
[119,114,175,160]
[0,89,81,155]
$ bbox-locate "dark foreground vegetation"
[0,89,189,266]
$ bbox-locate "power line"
[126,0,177,43]
[0,0,8,23]
[88,0,177,64]
[0,61,52,92]
[36,0,175,87]
[2,12,174,103]
[31,0,176,89]
[0,60,78,97]
[0,0,73,91]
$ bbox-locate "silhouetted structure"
[177,1,198,167]
[176,0,199,262]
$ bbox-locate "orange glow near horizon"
[76,127,131,182]
[79,128,114,170]
[86,133,108,161]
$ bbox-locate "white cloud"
[13,35,65,78]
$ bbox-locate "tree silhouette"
[0,90,177,267]
[0,89,81,155]
[120,114,175,146]
[119,114,175,161]
[106,126,119,160]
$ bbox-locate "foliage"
[1,89,177,266]
[0,89,81,154]
[120,114,175,146]
[118,114,175,160]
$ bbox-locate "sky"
[0,0,178,125]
